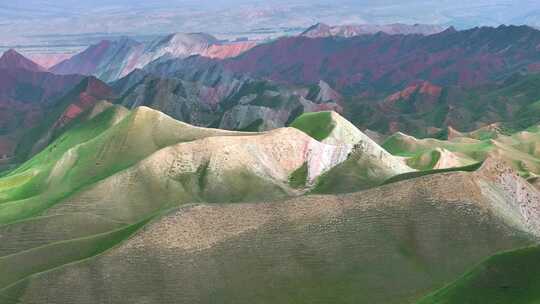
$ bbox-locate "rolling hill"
[4,23,540,304]
[382,125,540,184]
[0,155,538,304]
[0,105,539,303]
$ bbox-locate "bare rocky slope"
[112,69,342,131]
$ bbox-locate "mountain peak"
[0,49,45,72]
[301,23,332,37]
[161,32,218,46]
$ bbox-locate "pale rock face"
[432,148,473,169]
[315,80,343,103]
[134,33,218,72]
[201,41,258,59]
[324,112,411,173]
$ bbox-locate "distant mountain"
[50,33,258,82]
[50,38,144,82]
[0,49,45,72]
[223,25,540,93]
[133,25,540,137]
[344,73,540,137]
[301,23,448,38]
[27,53,73,69]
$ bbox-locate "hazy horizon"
[2,0,540,53]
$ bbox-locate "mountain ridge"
[301,22,448,38]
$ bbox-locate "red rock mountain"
[28,76,116,158]
[223,25,540,94]
[0,50,115,166]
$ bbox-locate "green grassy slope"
[0,106,248,225]
[383,127,540,179]
[0,106,354,295]
[0,217,151,291]
[311,151,405,194]
[290,111,414,194]
[417,246,540,304]
[290,111,335,141]
[383,162,484,185]
[2,170,536,304]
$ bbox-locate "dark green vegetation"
[344,73,540,138]
[288,162,308,189]
[290,111,335,141]
[383,162,484,185]
[381,127,540,179]
[311,152,399,194]
[417,246,540,304]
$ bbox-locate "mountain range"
[301,22,448,38]
[2,22,540,304]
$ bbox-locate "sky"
[2,0,540,53]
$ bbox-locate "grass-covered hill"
[0,106,539,303]
[0,107,408,297]
[383,125,540,184]
[416,245,540,304]
[1,157,539,304]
